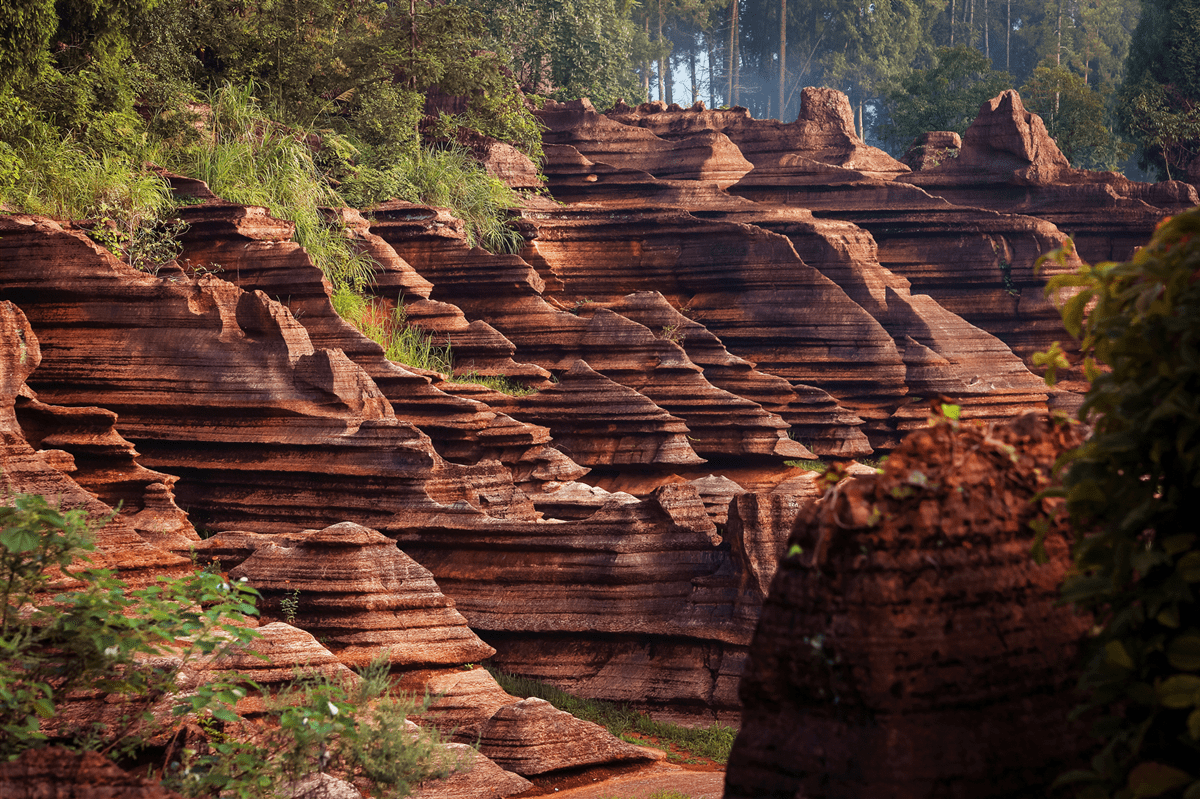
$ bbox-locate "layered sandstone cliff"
[0,83,1175,774]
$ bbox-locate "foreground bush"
[0,492,455,797]
[1043,209,1200,798]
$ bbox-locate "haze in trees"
[878,45,1012,152]
[1117,0,1200,179]
[1021,61,1132,170]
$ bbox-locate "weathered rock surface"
[540,98,754,188]
[0,747,185,799]
[476,697,663,776]
[900,131,962,171]
[399,666,522,741]
[725,413,1092,798]
[371,202,814,461]
[173,199,567,490]
[606,88,909,183]
[0,293,188,582]
[411,744,533,799]
[0,210,797,717]
[483,358,707,467]
[897,90,1198,268]
[224,522,497,668]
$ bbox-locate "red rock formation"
[475,697,663,776]
[172,198,569,490]
[400,667,523,742]
[725,413,1092,798]
[897,90,1199,265]
[900,131,962,171]
[0,211,793,716]
[371,201,814,461]
[0,747,185,799]
[605,88,908,183]
[0,295,188,581]
[483,358,706,468]
[539,98,754,188]
[220,522,497,669]
[600,291,869,458]
[412,744,533,799]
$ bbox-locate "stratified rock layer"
[476,697,662,776]
[725,413,1092,798]
[0,293,188,583]
[0,747,185,799]
[224,522,497,668]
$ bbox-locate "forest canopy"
[0,0,1190,232]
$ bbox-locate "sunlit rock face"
[0,82,1179,737]
[0,205,807,721]
[530,91,1066,449]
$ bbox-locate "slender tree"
[779,0,786,117]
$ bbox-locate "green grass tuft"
[786,458,828,474]
[488,669,736,764]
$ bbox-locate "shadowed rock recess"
[0,87,1177,793]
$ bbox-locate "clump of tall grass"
[165,83,376,294]
[489,669,737,764]
[340,142,525,255]
[0,97,173,227]
[389,146,524,255]
[331,292,531,395]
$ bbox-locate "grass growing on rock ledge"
[333,290,534,395]
[488,669,736,764]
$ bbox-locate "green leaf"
[1128,762,1194,798]
[1158,605,1181,629]
[1106,640,1136,670]
[1179,552,1200,582]
[1169,633,1200,671]
[0,525,40,554]
[1157,675,1200,708]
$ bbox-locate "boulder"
[476,697,663,776]
[725,413,1093,798]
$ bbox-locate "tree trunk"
[1006,0,1010,70]
[708,31,717,107]
[949,0,955,44]
[857,96,864,140]
[727,0,735,105]
[779,0,787,119]
[644,16,651,98]
[967,0,973,46]
[409,0,417,87]
[666,53,673,104]
[983,0,989,59]
[690,45,699,103]
[729,0,740,106]
[1055,0,1062,116]
[657,0,665,102]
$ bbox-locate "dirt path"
[515,761,725,799]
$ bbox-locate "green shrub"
[0,493,260,759]
[169,660,457,799]
[1041,209,1200,798]
[167,82,375,295]
[0,492,459,796]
